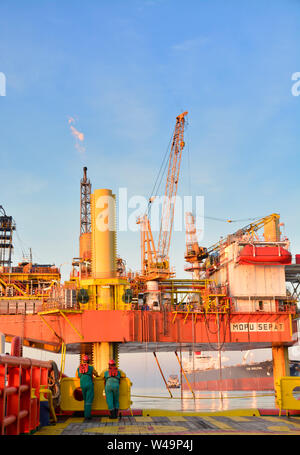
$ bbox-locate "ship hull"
[182,376,273,391]
[183,360,275,391]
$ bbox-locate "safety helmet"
[109,359,116,366]
[82,355,89,362]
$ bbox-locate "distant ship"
[167,374,180,388]
[182,351,300,391]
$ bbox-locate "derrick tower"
[0,206,15,268]
[80,166,91,235]
[78,167,92,277]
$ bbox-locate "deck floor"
[34,412,300,435]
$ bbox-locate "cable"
[185,114,192,198]
[14,228,27,260]
[203,311,231,352]
[202,216,261,223]
[146,126,176,251]
[146,126,175,217]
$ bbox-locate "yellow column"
[264,217,280,242]
[272,344,290,388]
[88,189,119,373]
[92,342,113,375]
[91,189,117,279]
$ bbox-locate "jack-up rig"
[0,112,299,415]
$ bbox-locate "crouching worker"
[102,359,126,419]
[76,354,98,420]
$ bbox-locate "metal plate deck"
[34,413,300,435]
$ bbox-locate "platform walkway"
[34,410,300,435]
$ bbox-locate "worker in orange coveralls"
[100,359,126,419]
[76,354,98,420]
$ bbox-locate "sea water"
[130,387,276,412]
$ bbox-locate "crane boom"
[198,213,281,261]
[137,111,188,280]
[157,111,188,261]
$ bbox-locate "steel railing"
[0,354,52,435]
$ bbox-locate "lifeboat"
[238,245,291,265]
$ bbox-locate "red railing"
[0,355,52,435]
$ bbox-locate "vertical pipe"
[59,343,66,380]
[180,347,183,402]
[216,307,223,403]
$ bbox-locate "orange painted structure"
[0,307,296,353]
[0,264,60,300]
[0,353,52,435]
[79,233,92,262]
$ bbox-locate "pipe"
[174,350,195,400]
[153,352,173,398]
[0,355,52,369]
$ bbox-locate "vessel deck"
[33,409,300,435]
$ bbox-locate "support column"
[92,342,113,375]
[272,344,290,388]
[89,188,118,374]
[91,189,116,280]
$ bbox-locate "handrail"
[0,353,52,435]
[0,354,52,369]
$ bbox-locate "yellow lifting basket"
[60,376,132,412]
[275,376,300,415]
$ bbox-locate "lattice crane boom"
[157,111,188,261]
[199,213,281,261]
[137,111,188,280]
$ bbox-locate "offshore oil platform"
[1,112,300,434]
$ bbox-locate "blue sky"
[1,1,300,382]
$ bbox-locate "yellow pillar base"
[60,377,132,411]
[92,342,113,375]
[272,344,290,408]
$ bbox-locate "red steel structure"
[0,307,296,352]
[0,353,52,435]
